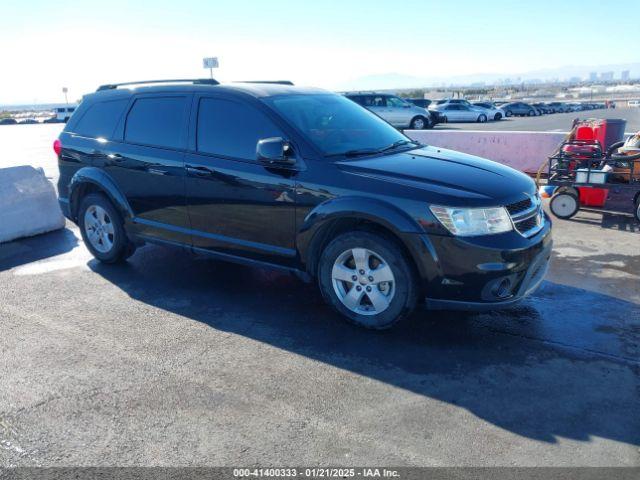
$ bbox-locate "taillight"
[53,139,62,156]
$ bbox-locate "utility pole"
[62,87,68,105]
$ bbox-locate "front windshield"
[263,94,409,157]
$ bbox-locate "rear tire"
[78,193,135,263]
[477,114,487,123]
[634,198,640,222]
[318,231,418,330]
[550,192,579,219]
[528,110,535,116]
[505,110,512,117]
[494,113,502,120]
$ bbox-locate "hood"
[337,146,536,204]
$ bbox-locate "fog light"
[493,278,512,298]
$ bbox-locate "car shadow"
[561,212,639,232]
[0,227,79,271]
[88,243,640,447]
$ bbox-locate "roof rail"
[233,80,294,86]
[96,78,219,91]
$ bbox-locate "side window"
[73,99,129,138]
[124,96,188,149]
[386,96,407,108]
[370,96,386,107]
[349,96,364,106]
[197,97,283,161]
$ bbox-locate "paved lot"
[434,107,640,132]
[1,123,639,467]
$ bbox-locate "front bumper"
[414,218,552,311]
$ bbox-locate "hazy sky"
[1,0,638,104]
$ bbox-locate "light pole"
[62,87,69,105]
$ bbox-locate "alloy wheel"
[84,205,115,253]
[331,248,396,315]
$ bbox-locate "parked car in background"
[433,103,489,123]
[44,116,63,123]
[564,103,581,112]
[628,100,640,108]
[55,106,77,122]
[56,79,551,329]
[0,118,17,125]
[406,98,431,109]
[532,103,552,114]
[472,102,506,121]
[429,98,473,111]
[500,102,537,117]
[546,102,566,113]
[345,93,433,129]
[19,118,39,124]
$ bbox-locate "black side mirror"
[256,137,295,166]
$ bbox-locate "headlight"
[429,205,513,236]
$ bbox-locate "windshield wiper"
[326,148,381,158]
[326,140,422,159]
[378,139,422,153]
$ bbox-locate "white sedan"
[432,104,489,123]
[472,102,506,121]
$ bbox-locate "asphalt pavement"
[0,120,639,468]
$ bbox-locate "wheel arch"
[69,167,134,223]
[297,197,434,285]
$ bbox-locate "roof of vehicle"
[86,80,328,101]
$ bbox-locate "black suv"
[56,79,552,329]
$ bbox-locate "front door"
[385,96,411,126]
[184,95,298,266]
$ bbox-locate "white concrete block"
[406,130,567,174]
[0,165,65,244]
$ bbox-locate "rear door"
[183,95,297,265]
[104,94,192,244]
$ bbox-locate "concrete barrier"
[405,130,568,174]
[0,166,65,244]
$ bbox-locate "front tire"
[494,113,502,120]
[550,192,580,219]
[505,110,512,117]
[78,193,134,263]
[318,231,418,329]
[634,198,640,222]
[528,110,535,116]
[410,116,429,130]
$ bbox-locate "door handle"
[186,165,214,177]
[106,153,125,162]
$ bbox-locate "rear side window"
[197,98,282,161]
[73,99,128,138]
[125,96,188,149]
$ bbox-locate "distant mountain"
[337,62,640,91]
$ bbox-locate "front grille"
[505,194,543,237]
[506,198,532,216]
[514,214,539,234]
